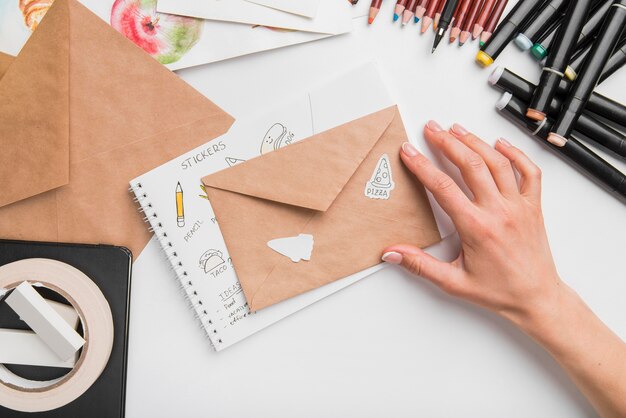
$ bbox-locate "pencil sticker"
[175,182,185,227]
[267,234,314,262]
[260,123,294,155]
[225,157,245,167]
[365,154,395,200]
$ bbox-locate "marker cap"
[475,51,494,67]
[564,65,577,81]
[530,44,548,60]
[514,34,534,50]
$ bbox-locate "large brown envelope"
[0,0,234,257]
[0,52,12,79]
[202,106,441,311]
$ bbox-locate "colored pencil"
[415,0,430,22]
[450,0,471,43]
[422,0,442,33]
[433,0,447,30]
[459,0,484,45]
[368,0,384,24]
[472,0,496,39]
[479,0,508,45]
[394,0,409,21]
[403,0,420,24]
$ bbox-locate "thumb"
[382,244,465,295]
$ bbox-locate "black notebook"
[0,240,132,417]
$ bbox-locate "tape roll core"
[0,259,114,412]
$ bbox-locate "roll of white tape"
[0,258,114,412]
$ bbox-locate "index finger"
[400,141,473,223]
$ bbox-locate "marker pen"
[563,0,616,79]
[497,92,626,198]
[549,0,626,144]
[526,0,595,121]
[599,34,626,83]
[476,0,544,67]
[489,67,626,157]
[515,0,567,50]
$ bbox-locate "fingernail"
[382,251,403,264]
[497,137,512,147]
[402,142,419,157]
[426,120,443,132]
[450,123,468,136]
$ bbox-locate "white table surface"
[126,2,626,417]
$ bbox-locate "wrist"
[511,280,583,347]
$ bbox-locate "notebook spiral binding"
[129,183,223,347]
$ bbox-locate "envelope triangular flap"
[0,0,234,257]
[68,0,227,163]
[0,0,70,207]
[202,106,397,212]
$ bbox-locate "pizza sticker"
[365,154,395,200]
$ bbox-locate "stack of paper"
[0,0,353,70]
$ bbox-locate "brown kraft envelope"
[0,0,234,257]
[202,106,442,311]
[0,52,12,79]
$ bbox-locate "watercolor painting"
[0,0,202,65]
[19,0,54,31]
[110,0,202,64]
[0,1,34,56]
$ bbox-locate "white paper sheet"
[157,0,352,35]
[0,0,332,71]
[244,0,321,18]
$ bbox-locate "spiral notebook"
[130,63,408,351]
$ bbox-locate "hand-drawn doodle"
[225,157,246,167]
[198,249,226,273]
[260,123,294,155]
[267,234,314,262]
[364,154,395,200]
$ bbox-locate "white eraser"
[0,329,77,368]
[5,282,86,361]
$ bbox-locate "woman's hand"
[382,121,626,418]
[382,120,567,328]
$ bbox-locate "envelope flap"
[203,106,397,211]
[0,0,69,208]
